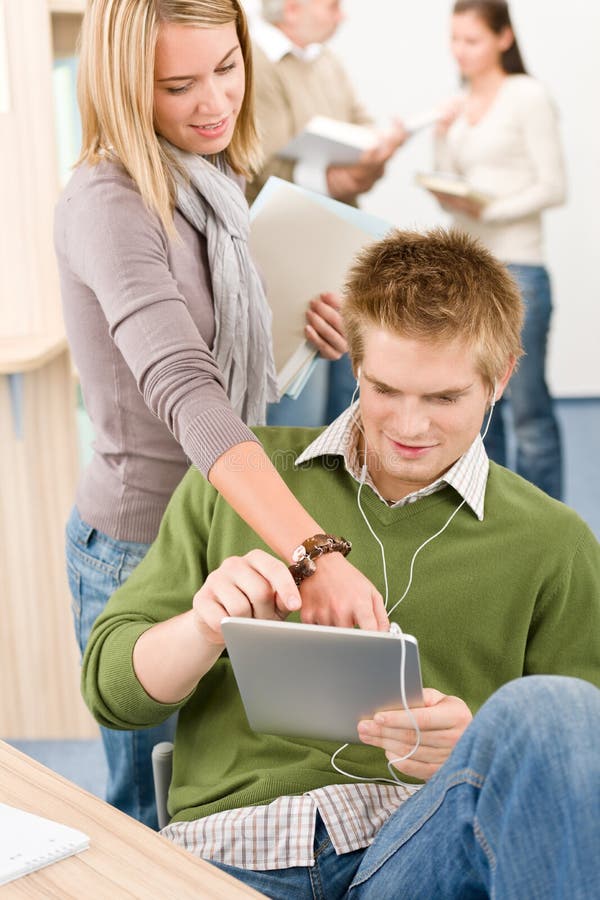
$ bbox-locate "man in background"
[247,0,403,205]
[249,0,406,424]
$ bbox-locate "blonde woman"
[55,0,386,829]
[430,0,566,499]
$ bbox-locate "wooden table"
[0,741,263,898]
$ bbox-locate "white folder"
[250,177,392,396]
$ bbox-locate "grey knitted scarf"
[165,143,278,425]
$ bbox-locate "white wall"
[246,0,600,396]
[324,0,600,396]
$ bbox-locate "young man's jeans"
[211,676,600,899]
[484,264,563,500]
[66,506,176,830]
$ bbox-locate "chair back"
[151,740,174,830]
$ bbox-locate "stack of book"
[278,115,378,167]
[277,109,443,169]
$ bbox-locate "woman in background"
[431,0,566,499]
[55,0,384,830]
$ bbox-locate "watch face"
[291,545,307,563]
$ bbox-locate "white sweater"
[435,75,566,265]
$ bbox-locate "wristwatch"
[288,533,352,586]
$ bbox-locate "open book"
[415,171,492,205]
[278,109,444,171]
[0,803,89,886]
[278,115,378,167]
[250,177,392,397]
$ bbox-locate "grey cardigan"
[55,159,257,543]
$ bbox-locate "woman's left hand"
[357,689,473,781]
[431,190,484,220]
[305,292,348,360]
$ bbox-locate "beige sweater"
[247,45,371,204]
[435,75,566,265]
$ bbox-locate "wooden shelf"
[0,3,94,738]
[0,349,95,739]
[0,332,68,375]
[50,8,83,58]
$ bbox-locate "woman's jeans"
[484,264,563,499]
[211,676,600,899]
[66,506,175,830]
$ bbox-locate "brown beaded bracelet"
[288,533,352,586]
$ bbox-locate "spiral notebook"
[0,803,90,886]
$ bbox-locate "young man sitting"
[82,228,600,899]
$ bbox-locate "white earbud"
[481,380,497,441]
[490,379,498,408]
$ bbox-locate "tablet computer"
[221,617,423,744]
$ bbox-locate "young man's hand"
[304,291,348,360]
[192,550,301,646]
[357,688,473,781]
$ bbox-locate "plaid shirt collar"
[295,404,489,521]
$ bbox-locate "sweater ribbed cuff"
[96,623,188,727]
[184,408,259,478]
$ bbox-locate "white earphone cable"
[330,377,497,786]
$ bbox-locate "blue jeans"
[66,506,176,829]
[268,359,329,427]
[268,355,356,427]
[211,676,600,899]
[484,264,562,499]
[326,354,357,423]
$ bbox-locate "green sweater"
[82,427,600,823]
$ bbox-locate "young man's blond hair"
[344,228,524,390]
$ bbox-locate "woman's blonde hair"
[78,0,260,232]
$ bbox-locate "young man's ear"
[494,356,517,402]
